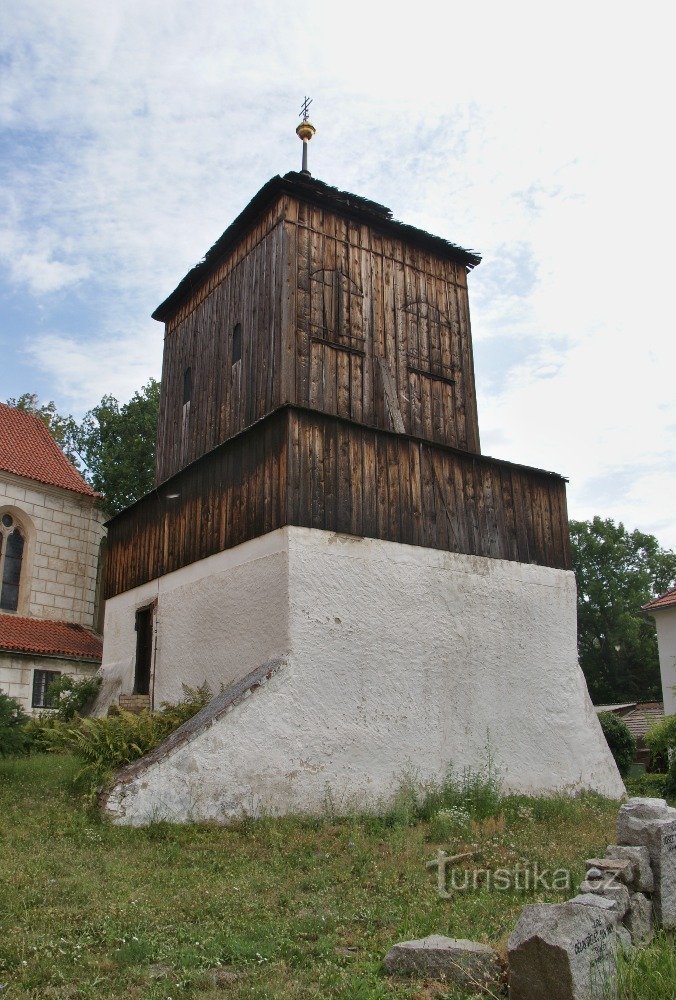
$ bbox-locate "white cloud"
[1,0,674,547]
[25,327,162,413]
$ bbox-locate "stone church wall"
[0,471,105,627]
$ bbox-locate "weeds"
[31,683,211,793]
[0,753,673,999]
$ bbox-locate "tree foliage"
[74,380,160,513]
[597,711,636,777]
[5,380,160,515]
[570,517,676,704]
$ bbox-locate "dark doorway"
[134,606,154,695]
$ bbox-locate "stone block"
[585,858,633,885]
[605,845,654,893]
[578,878,630,918]
[624,892,653,945]
[509,899,624,1000]
[383,935,501,992]
[617,798,676,929]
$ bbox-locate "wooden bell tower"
[97,114,626,824]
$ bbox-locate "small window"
[182,366,192,405]
[134,606,154,696]
[32,670,61,709]
[232,323,242,365]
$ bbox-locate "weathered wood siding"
[155,200,287,483]
[289,199,481,453]
[155,193,482,485]
[106,408,570,599]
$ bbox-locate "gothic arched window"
[0,513,25,613]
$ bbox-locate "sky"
[1,0,674,547]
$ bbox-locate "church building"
[0,403,105,713]
[98,130,623,823]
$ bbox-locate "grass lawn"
[0,755,673,999]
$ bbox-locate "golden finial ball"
[296,120,316,142]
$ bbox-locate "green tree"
[74,379,160,514]
[6,379,160,515]
[570,517,676,704]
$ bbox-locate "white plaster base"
[101,527,625,825]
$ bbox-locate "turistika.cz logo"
[428,850,572,897]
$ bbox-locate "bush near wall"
[45,674,102,721]
[36,684,211,794]
[0,692,30,757]
[598,711,636,777]
[645,715,676,797]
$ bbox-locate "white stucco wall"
[0,471,105,626]
[0,652,99,715]
[102,527,624,824]
[97,529,290,713]
[653,607,676,715]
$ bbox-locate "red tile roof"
[0,403,98,496]
[642,586,676,612]
[0,615,102,661]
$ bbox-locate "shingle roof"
[620,702,664,742]
[153,172,482,323]
[642,586,676,612]
[0,403,97,497]
[0,615,102,661]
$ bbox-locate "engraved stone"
[509,899,625,1000]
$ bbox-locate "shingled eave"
[152,172,482,324]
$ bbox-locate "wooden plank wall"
[106,411,288,599]
[290,200,481,454]
[285,409,570,570]
[155,203,287,483]
[154,194,483,488]
[106,407,570,599]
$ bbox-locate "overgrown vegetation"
[45,673,102,721]
[0,691,30,757]
[0,753,672,999]
[33,683,211,792]
[645,714,676,797]
[598,711,636,777]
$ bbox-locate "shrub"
[645,715,676,797]
[41,683,211,792]
[0,692,30,757]
[45,674,102,721]
[598,711,636,777]
[625,772,668,798]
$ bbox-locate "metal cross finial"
[295,97,316,176]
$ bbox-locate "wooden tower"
[99,137,623,823]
